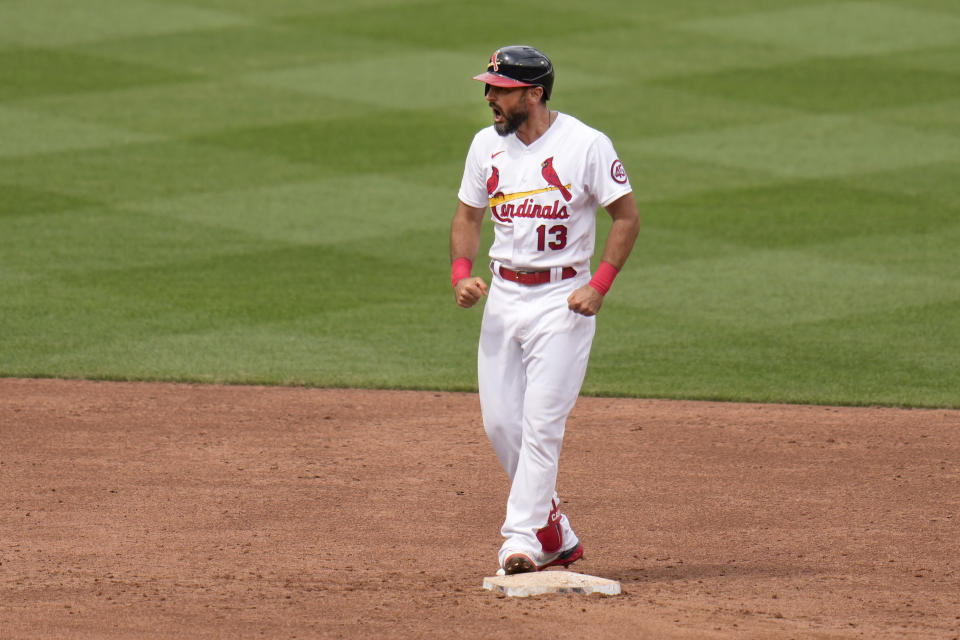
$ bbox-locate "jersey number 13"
[536,224,567,251]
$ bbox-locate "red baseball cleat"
[539,541,584,570]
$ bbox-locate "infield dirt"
[1,378,958,639]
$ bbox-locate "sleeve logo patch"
[610,159,627,184]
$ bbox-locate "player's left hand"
[567,284,604,316]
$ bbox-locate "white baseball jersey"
[458,112,632,272]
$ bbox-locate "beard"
[494,102,529,137]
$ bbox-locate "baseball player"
[450,46,640,574]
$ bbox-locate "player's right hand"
[454,277,488,308]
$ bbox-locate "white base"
[482,570,621,597]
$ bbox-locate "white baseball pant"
[478,268,595,566]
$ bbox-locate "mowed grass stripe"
[0,206,278,274]
[241,51,487,110]
[278,1,623,50]
[797,220,960,280]
[0,0,249,47]
[0,47,198,101]
[191,108,479,174]
[680,3,960,57]
[869,96,960,136]
[0,105,161,157]
[0,185,98,218]
[558,83,802,141]
[56,234,445,318]
[617,246,959,330]
[628,115,960,178]
[126,177,453,246]
[551,23,810,83]
[641,178,960,249]
[651,54,960,114]
[12,82,377,137]
[0,140,321,203]
[162,0,433,19]
[842,161,960,214]
[65,25,423,76]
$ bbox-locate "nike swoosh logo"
[491,150,505,159]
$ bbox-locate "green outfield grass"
[1,0,958,407]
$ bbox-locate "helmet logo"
[489,49,500,72]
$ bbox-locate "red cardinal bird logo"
[541,157,572,202]
[486,166,500,196]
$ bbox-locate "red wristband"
[451,257,472,286]
[588,261,619,295]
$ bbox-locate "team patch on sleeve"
[610,159,627,184]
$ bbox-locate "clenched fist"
[454,277,488,309]
[567,284,604,316]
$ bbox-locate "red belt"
[498,265,577,285]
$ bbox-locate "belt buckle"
[514,269,537,282]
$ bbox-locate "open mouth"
[491,105,505,124]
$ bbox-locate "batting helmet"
[473,45,555,100]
